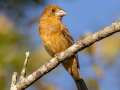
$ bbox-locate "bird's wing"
[61,26,74,44]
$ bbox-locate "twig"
[20,51,30,81]
[10,72,17,90]
[10,21,120,90]
[10,51,30,90]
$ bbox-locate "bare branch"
[10,72,17,90]
[20,51,30,81]
[10,21,120,90]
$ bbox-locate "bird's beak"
[55,10,67,16]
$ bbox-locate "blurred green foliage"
[0,0,46,21]
[0,13,54,90]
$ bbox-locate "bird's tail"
[75,79,88,90]
[63,56,88,90]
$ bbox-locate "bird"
[38,5,88,90]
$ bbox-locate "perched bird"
[39,5,88,90]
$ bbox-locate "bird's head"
[41,5,66,19]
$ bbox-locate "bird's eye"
[51,9,55,13]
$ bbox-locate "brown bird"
[39,5,88,90]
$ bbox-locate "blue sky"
[25,0,120,90]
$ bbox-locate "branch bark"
[10,21,120,90]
